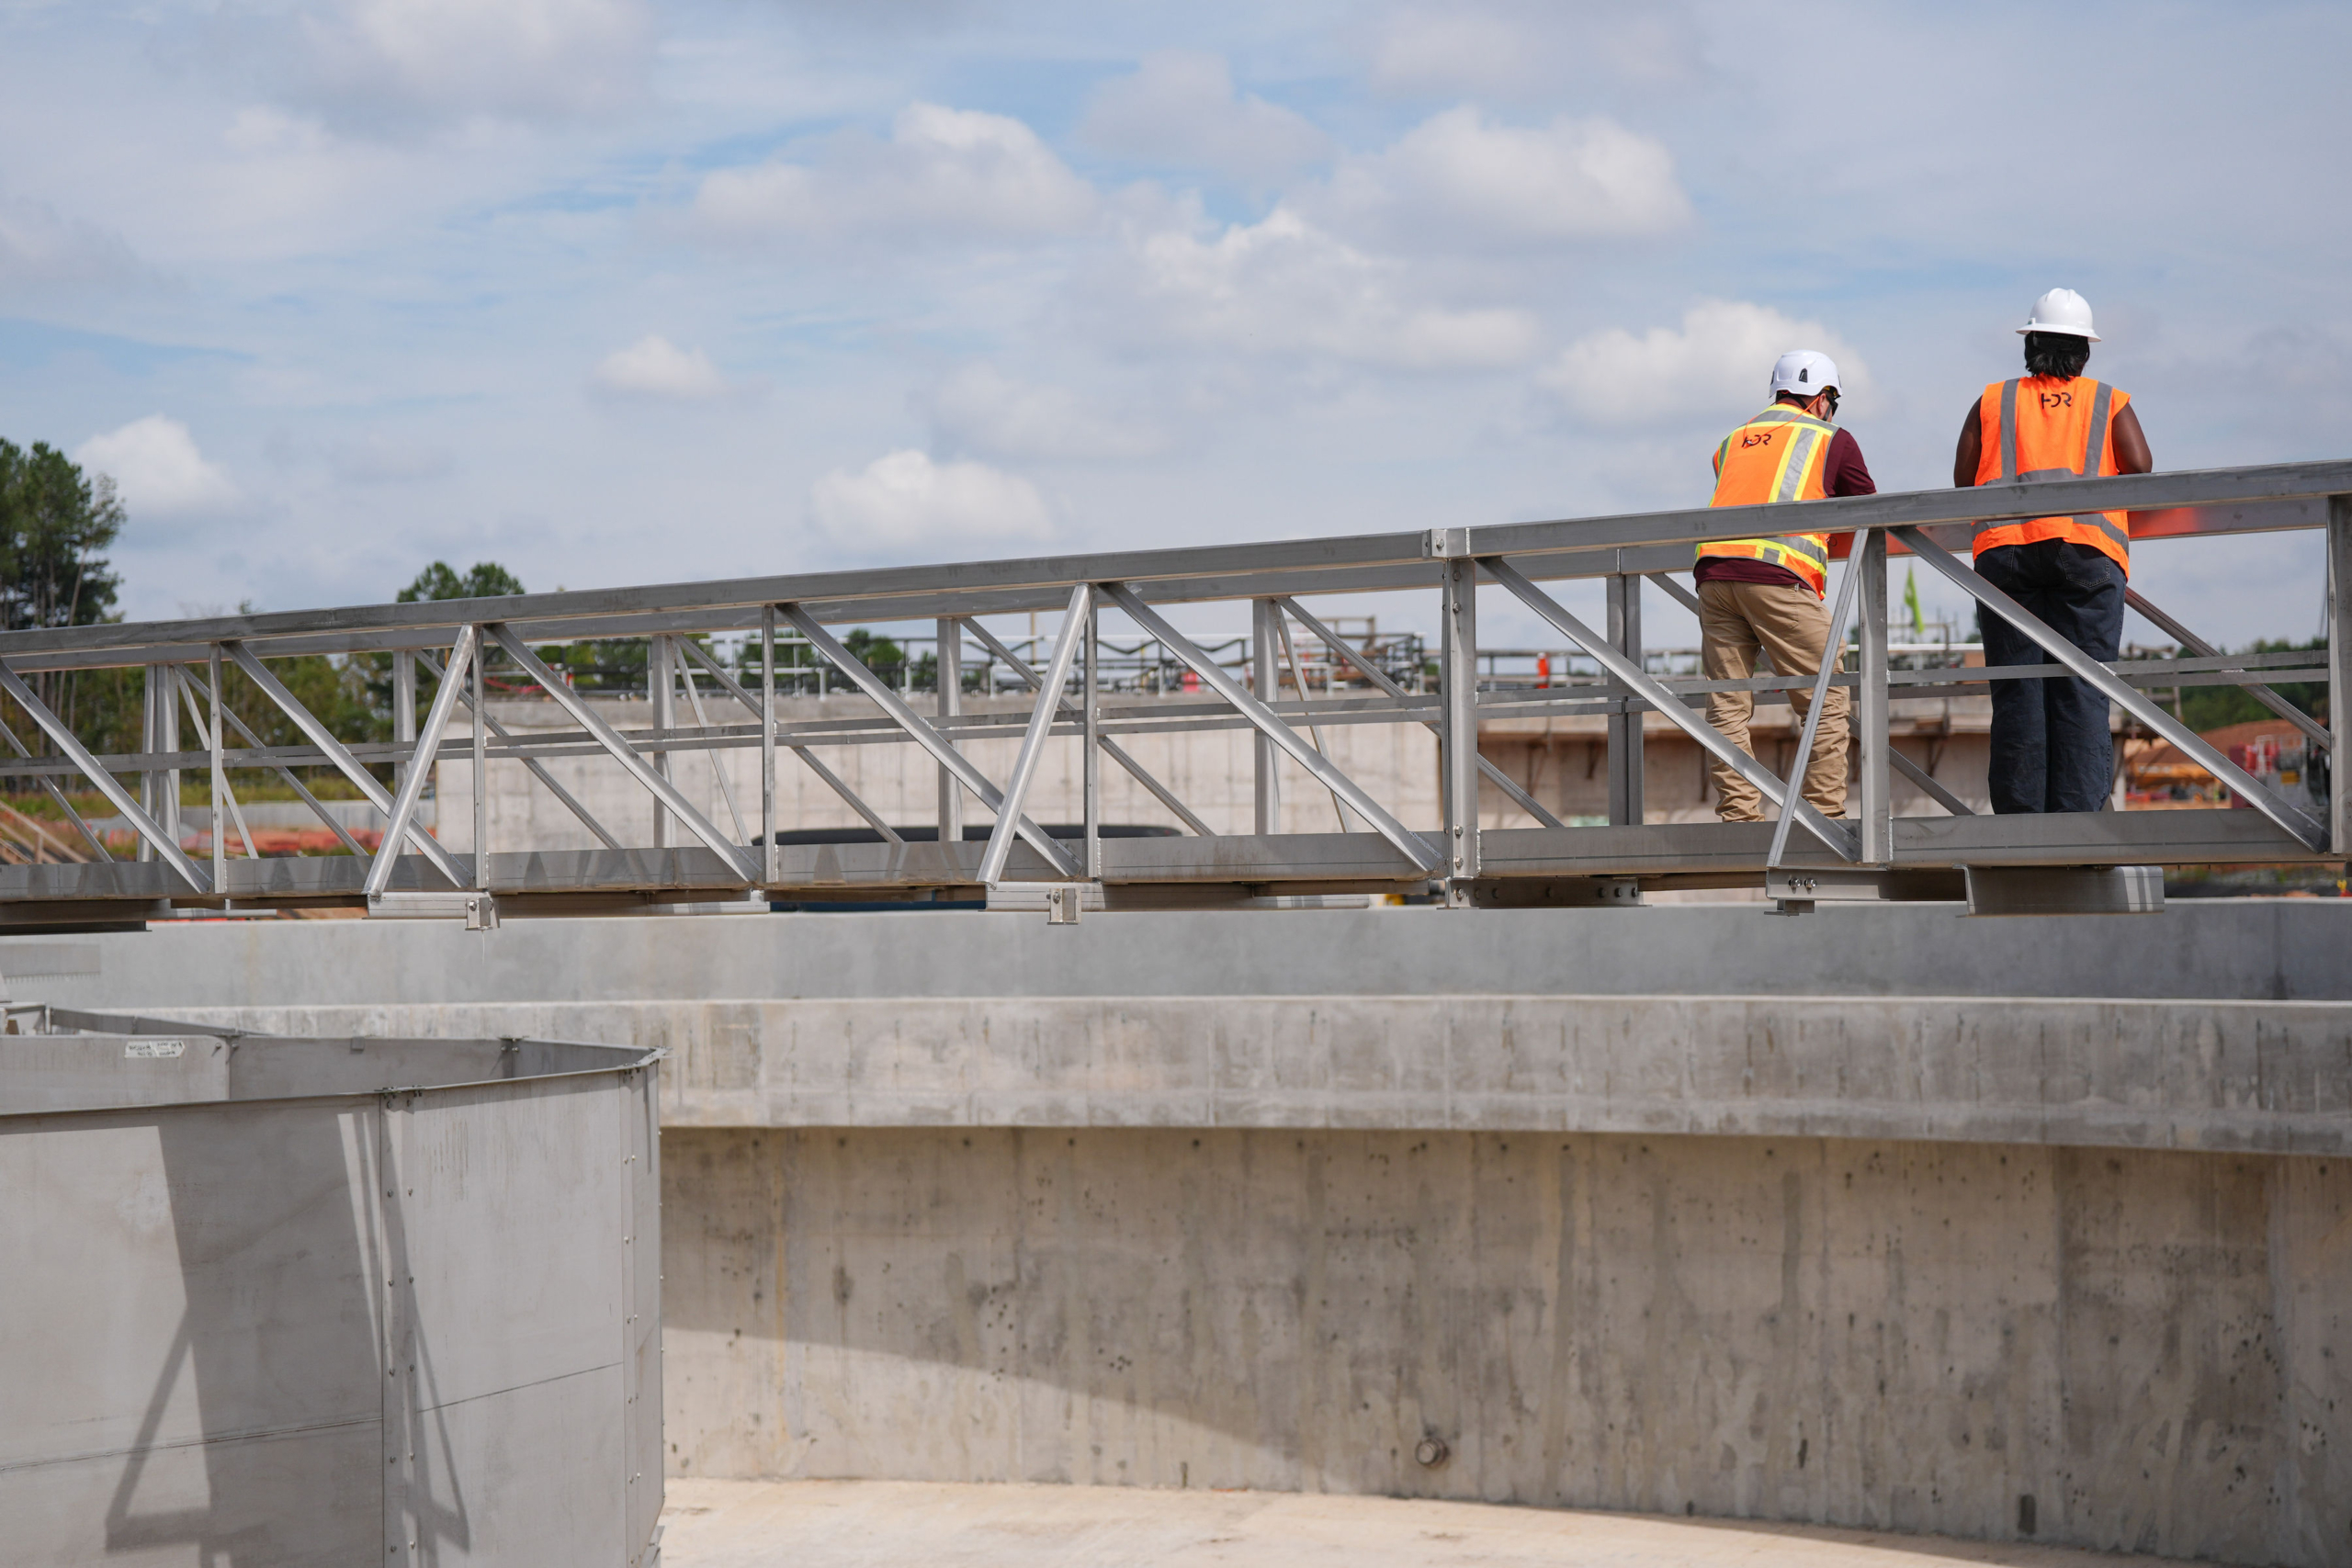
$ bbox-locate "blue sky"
[2,0,2346,650]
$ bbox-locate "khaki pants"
[1697,579,1849,822]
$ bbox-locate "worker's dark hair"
[2023,331,2090,380]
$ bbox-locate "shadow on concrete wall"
[662,1126,2352,1566]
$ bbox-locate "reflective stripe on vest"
[1972,377,2131,570]
[1702,404,1835,595]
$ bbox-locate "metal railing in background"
[0,459,2339,923]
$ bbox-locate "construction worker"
[1697,349,1875,822]
[1952,289,2152,814]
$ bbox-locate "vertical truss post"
[1440,554,1481,902]
[208,649,227,884]
[142,664,183,861]
[1606,573,1645,826]
[393,649,417,794]
[649,636,674,851]
[1083,593,1101,880]
[2330,496,2351,855]
[936,616,964,849]
[762,606,778,885]
[978,582,1091,886]
[0,663,208,891]
[1251,598,1282,833]
[138,666,160,863]
[366,627,478,900]
[1856,530,1892,863]
[176,667,254,862]
[470,633,488,890]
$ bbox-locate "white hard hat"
[2018,288,2099,341]
[1768,349,1840,400]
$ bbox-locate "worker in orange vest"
[1951,289,2152,814]
[1697,350,1876,822]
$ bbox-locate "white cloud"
[923,365,1165,460]
[695,103,1096,244]
[1102,206,1541,371]
[298,0,655,129]
[591,335,734,400]
[1318,107,1690,248]
[1541,299,1874,425]
[808,450,1054,552]
[74,417,241,516]
[1078,51,1332,185]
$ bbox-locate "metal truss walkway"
[0,461,2343,928]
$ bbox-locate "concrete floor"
[656,1481,2176,1567]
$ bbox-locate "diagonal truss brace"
[224,640,469,886]
[485,625,761,882]
[1889,749,1976,816]
[2125,587,2330,749]
[670,635,903,847]
[1483,558,1860,862]
[1768,554,1867,869]
[417,649,622,852]
[979,583,1091,886]
[960,616,1217,839]
[1897,526,2328,851]
[368,626,478,899]
[781,604,1081,878]
[1105,582,1442,874]
[207,675,368,857]
[1277,597,1566,830]
[0,705,112,862]
[0,661,209,891]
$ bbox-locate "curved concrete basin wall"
[16,906,2351,1564]
[0,1023,662,1568]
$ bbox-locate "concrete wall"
[12,902,2348,1010]
[13,906,2349,1565]
[661,1125,2347,1565]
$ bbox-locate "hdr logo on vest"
[1739,431,1777,448]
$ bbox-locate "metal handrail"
[0,462,2338,910]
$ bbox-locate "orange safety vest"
[1702,403,1835,596]
[1971,376,2132,574]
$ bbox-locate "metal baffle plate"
[1963,864,2165,917]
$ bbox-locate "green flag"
[1902,566,1924,637]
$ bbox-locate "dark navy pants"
[1974,539,2126,815]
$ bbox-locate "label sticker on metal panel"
[124,1039,186,1059]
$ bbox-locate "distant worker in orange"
[1953,289,2152,814]
[1697,350,1875,822]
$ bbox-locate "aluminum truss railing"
[0,459,2341,925]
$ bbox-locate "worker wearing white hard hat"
[1693,348,1879,823]
[1952,289,2153,815]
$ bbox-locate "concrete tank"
[0,1007,663,1567]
